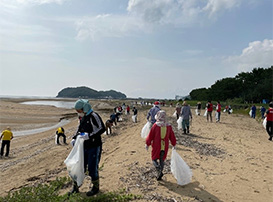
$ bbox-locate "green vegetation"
[0,177,141,202]
[189,66,272,103]
[56,86,127,99]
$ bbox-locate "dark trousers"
[1,140,10,157]
[84,146,102,181]
[266,121,273,137]
[153,151,165,173]
[57,133,66,144]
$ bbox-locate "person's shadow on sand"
[159,180,223,202]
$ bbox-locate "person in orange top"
[146,110,176,180]
[265,102,273,141]
[0,127,13,158]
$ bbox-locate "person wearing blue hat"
[69,99,106,197]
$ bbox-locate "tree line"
[189,66,272,103]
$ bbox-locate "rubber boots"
[187,126,190,134]
[68,181,79,196]
[183,129,186,134]
[86,179,99,197]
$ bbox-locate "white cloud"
[127,0,245,25]
[75,0,251,41]
[75,14,145,41]
[202,0,241,18]
[226,39,273,72]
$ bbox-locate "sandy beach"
[0,98,272,201]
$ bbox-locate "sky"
[0,0,272,99]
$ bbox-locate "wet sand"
[0,98,272,201]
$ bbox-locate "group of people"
[1,98,271,198]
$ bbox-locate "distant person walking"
[260,106,266,119]
[0,127,13,158]
[132,106,138,123]
[145,110,176,180]
[196,102,202,116]
[206,101,213,122]
[175,103,181,120]
[126,105,130,115]
[265,102,273,141]
[147,101,161,125]
[216,101,221,122]
[180,101,192,134]
[251,105,257,119]
[56,127,67,145]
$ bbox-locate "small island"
[56,86,127,99]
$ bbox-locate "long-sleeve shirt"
[146,124,176,161]
[74,111,106,149]
[180,106,192,120]
[147,106,160,124]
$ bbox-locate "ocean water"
[21,100,75,109]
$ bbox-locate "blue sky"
[0,0,272,99]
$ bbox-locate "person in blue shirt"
[251,105,256,119]
[260,106,266,119]
[147,101,161,125]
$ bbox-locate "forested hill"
[189,66,273,103]
[56,86,127,99]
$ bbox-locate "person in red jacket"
[206,101,213,122]
[265,102,273,141]
[146,110,176,180]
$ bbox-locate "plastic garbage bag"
[55,135,58,145]
[141,122,152,139]
[177,117,182,130]
[249,110,252,117]
[132,115,137,123]
[172,111,177,117]
[203,109,207,117]
[171,149,192,186]
[263,117,267,129]
[195,109,198,115]
[64,136,85,187]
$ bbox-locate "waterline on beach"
[13,119,70,137]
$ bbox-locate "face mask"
[78,112,85,117]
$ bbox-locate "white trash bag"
[263,117,267,129]
[55,134,58,145]
[172,111,177,117]
[171,149,192,186]
[195,109,198,115]
[64,136,85,187]
[141,122,152,139]
[132,115,137,123]
[177,117,182,130]
[203,109,207,117]
[249,110,252,117]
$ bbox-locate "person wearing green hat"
[69,99,106,197]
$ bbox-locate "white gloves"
[79,132,89,140]
[70,139,76,146]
